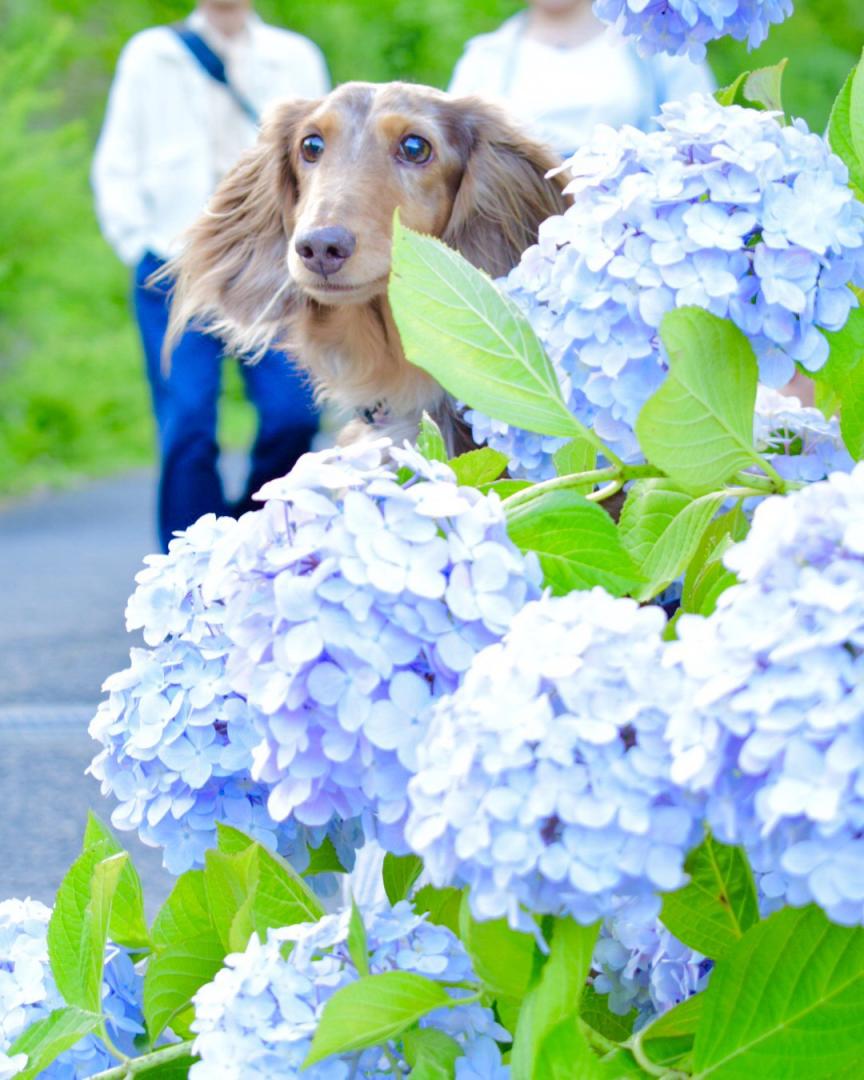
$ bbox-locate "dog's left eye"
[397,134,433,165]
[300,134,325,163]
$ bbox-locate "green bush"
[0,0,860,495]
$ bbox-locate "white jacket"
[449,14,714,158]
[92,14,329,266]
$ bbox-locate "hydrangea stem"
[447,990,483,1007]
[586,479,624,503]
[87,1039,197,1079]
[503,466,619,509]
[580,1018,618,1057]
[723,485,788,501]
[502,465,652,511]
[734,466,794,494]
[625,1026,688,1079]
[98,1026,131,1069]
[561,418,625,470]
[502,460,797,515]
[382,1044,403,1073]
[750,453,789,492]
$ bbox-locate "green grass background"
[1,0,862,496]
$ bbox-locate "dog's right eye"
[300,134,325,163]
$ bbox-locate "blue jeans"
[134,252,318,551]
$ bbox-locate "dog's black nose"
[294,226,356,277]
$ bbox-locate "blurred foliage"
[709,0,864,128]
[0,0,861,495]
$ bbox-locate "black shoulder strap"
[171,24,259,126]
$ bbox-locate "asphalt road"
[0,469,173,913]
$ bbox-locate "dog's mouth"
[300,274,390,301]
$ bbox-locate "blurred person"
[449,0,714,159]
[92,0,329,551]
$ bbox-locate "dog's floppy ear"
[441,97,569,280]
[167,98,316,357]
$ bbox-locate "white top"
[449,14,714,158]
[92,12,330,265]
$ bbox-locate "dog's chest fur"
[295,296,460,449]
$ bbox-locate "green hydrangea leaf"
[636,308,762,494]
[693,907,864,1077]
[714,71,749,107]
[449,447,509,487]
[660,833,759,960]
[143,930,226,1043]
[478,478,532,498]
[458,894,535,1001]
[641,992,703,1069]
[303,835,348,876]
[7,1006,102,1080]
[681,505,748,616]
[214,824,325,937]
[382,853,424,905]
[506,488,643,596]
[305,972,452,1067]
[389,216,591,439]
[618,480,727,602]
[742,60,787,113]
[413,886,463,936]
[81,814,150,951]
[403,1027,462,1079]
[580,986,637,1044]
[418,412,448,462]
[511,918,603,1079]
[828,63,864,199]
[348,900,370,977]
[47,850,127,1013]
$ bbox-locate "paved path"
[0,470,173,913]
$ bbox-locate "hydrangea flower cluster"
[190,901,510,1078]
[593,904,712,1027]
[593,0,793,60]
[90,516,359,877]
[468,94,864,470]
[208,440,540,854]
[665,463,864,924]
[406,590,702,931]
[752,386,854,484]
[0,898,144,1079]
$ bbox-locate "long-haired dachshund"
[169,81,568,452]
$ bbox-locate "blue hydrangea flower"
[468,96,864,473]
[90,517,361,878]
[592,901,712,1028]
[592,0,793,60]
[206,440,541,855]
[465,396,576,482]
[124,513,237,648]
[753,386,854,484]
[665,463,864,924]
[406,590,702,932]
[190,901,510,1078]
[0,899,145,1078]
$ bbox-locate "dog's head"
[170,81,568,353]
